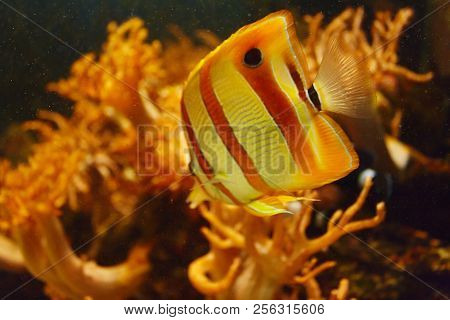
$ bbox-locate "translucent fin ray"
[314,37,375,119]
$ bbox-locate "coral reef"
[0,8,445,299]
[303,8,433,83]
[0,105,151,298]
[0,18,205,299]
[188,179,385,299]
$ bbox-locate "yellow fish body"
[181,10,375,215]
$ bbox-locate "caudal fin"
[313,37,375,119]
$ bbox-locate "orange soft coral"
[0,18,213,299]
[0,105,151,298]
[188,179,385,299]
[47,18,165,123]
[303,8,433,85]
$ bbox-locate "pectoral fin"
[187,183,211,208]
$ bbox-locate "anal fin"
[245,195,316,217]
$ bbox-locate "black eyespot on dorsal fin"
[307,84,322,111]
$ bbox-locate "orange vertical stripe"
[181,100,242,205]
[287,64,308,104]
[199,61,274,194]
[236,61,315,175]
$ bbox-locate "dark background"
[0,0,440,128]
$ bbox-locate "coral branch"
[293,261,336,284]
[188,253,241,296]
[330,278,350,300]
[304,278,323,300]
[12,215,150,299]
[189,178,385,299]
[384,64,433,82]
[0,233,24,272]
[201,227,235,250]
[199,205,245,248]
[36,215,150,299]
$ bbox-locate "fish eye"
[243,48,263,67]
